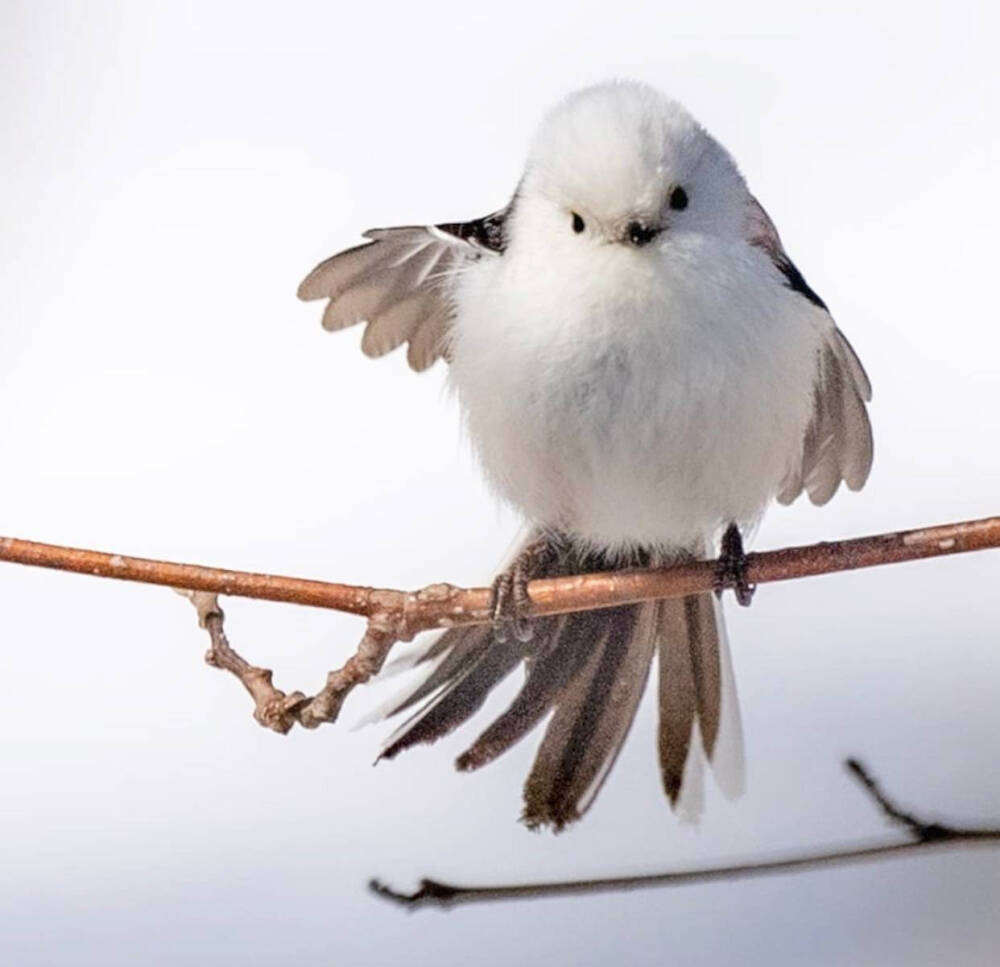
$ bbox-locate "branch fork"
[369,759,1000,909]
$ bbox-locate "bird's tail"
[377,533,743,830]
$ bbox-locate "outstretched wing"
[297,210,508,372]
[747,197,874,506]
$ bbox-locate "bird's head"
[512,81,750,263]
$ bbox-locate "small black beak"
[625,221,661,247]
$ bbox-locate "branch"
[3,515,998,732]
[1,515,998,636]
[368,760,1000,910]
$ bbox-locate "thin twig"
[176,589,399,733]
[845,758,950,842]
[294,621,398,729]
[369,760,1000,909]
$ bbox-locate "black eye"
[571,212,586,233]
[669,186,688,211]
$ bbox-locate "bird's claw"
[714,523,756,607]
[490,569,535,642]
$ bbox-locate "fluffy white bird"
[299,80,873,830]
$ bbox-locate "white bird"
[298,80,873,830]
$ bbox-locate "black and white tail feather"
[375,534,744,830]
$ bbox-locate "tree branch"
[3,515,998,732]
[1,515,998,636]
[368,760,1000,909]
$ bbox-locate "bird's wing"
[297,210,507,372]
[746,197,874,505]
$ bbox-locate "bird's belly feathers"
[450,253,822,554]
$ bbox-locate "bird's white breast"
[448,235,824,556]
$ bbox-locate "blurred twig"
[369,760,1000,910]
[1,515,998,732]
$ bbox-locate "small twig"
[294,621,398,729]
[845,758,950,842]
[176,589,401,732]
[176,590,307,733]
[368,760,1000,909]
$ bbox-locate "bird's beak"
[623,220,662,247]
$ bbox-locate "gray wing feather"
[406,303,453,372]
[778,331,874,506]
[298,216,504,371]
[747,197,874,506]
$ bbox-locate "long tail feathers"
[378,627,531,761]
[376,538,744,829]
[658,593,721,803]
[521,603,655,829]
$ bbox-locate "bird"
[297,80,873,831]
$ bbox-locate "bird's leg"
[490,535,559,643]
[714,522,756,607]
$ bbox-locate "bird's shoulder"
[744,196,826,310]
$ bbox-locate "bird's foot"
[490,536,558,643]
[714,523,756,607]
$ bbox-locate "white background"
[1,1,997,964]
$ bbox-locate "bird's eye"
[571,212,586,233]
[669,186,689,211]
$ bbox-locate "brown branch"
[175,590,307,733]
[1,515,998,639]
[368,759,1000,910]
[4,516,998,732]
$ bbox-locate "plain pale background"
[1,1,997,964]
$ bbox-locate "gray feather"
[778,330,873,506]
[748,196,873,507]
[382,624,494,721]
[684,594,722,757]
[522,603,655,830]
[298,225,477,371]
[406,304,451,371]
[657,598,697,803]
[360,289,437,358]
[296,241,388,302]
[455,614,586,773]
[300,211,508,372]
[378,630,528,761]
[374,536,732,830]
